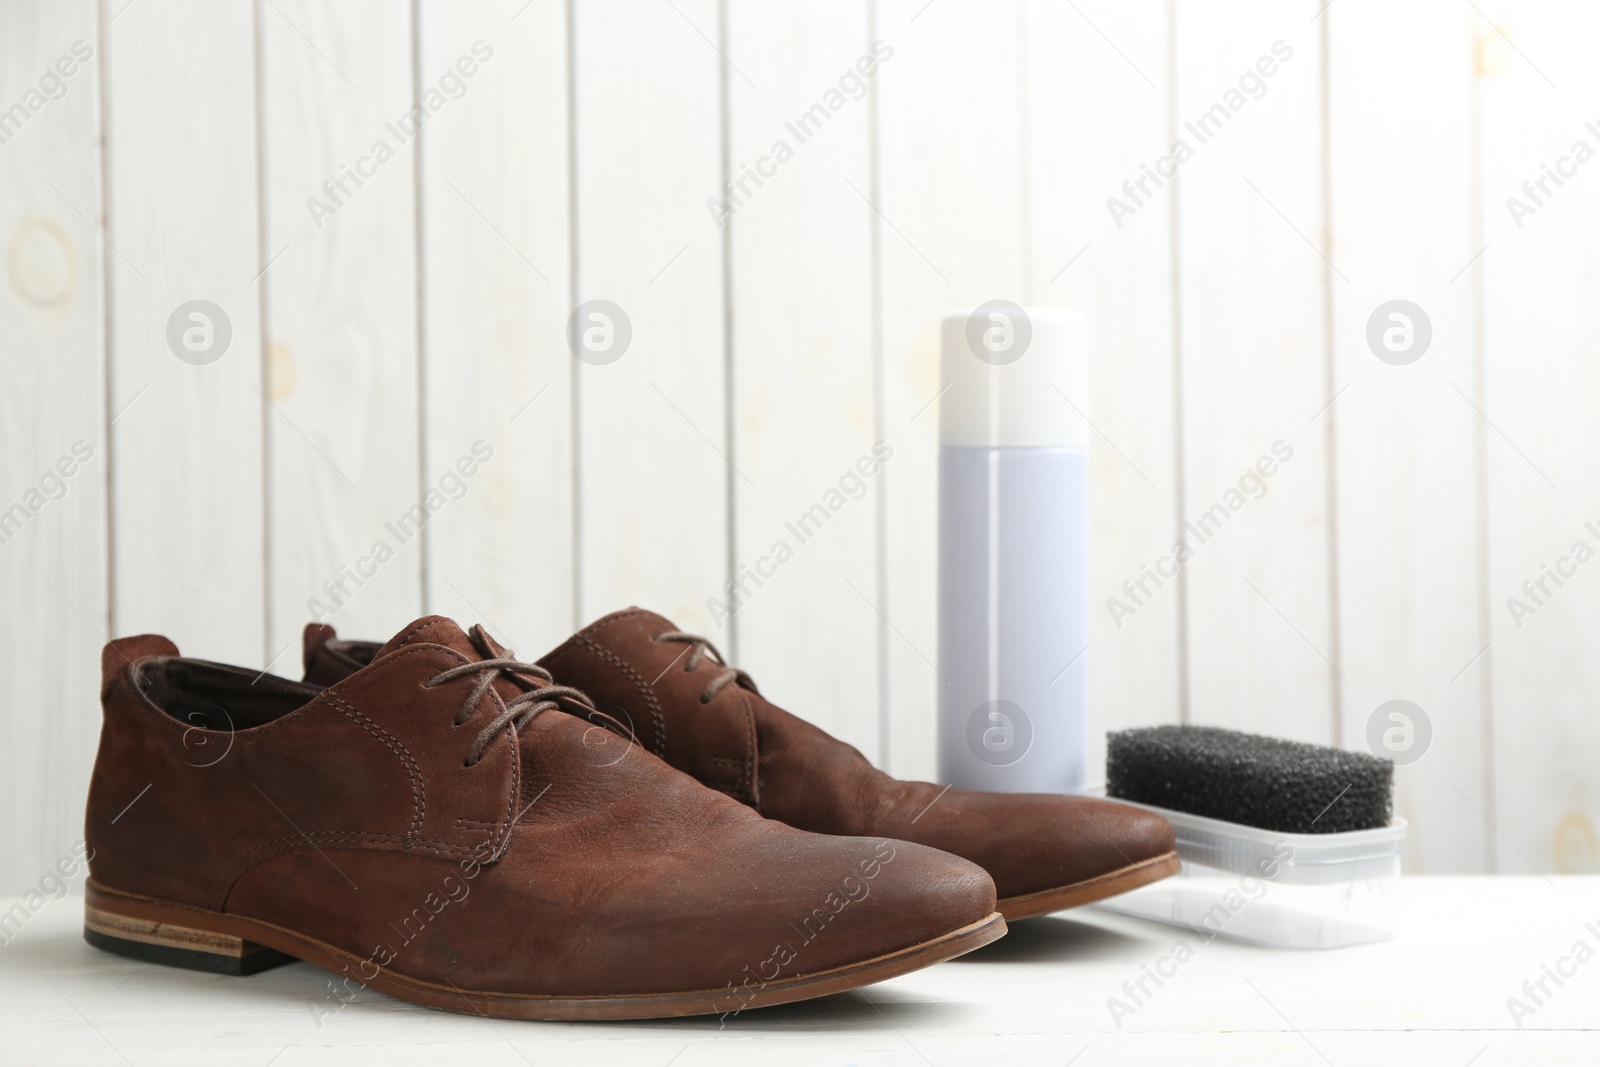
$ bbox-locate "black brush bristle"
[1107,725,1393,834]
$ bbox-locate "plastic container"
[936,307,1090,795]
[1095,800,1406,948]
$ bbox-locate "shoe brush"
[1106,725,1394,835]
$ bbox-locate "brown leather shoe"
[86,616,1004,1020]
[304,610,1179,921]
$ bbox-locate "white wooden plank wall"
[0,0,106,884]
[573,0,726,636]
[416,0,573,657]
[2,0,1596,891]
[724,1,881,761]
[1476,0,1600,877]
[105,0,266,669]
[1327,0,1490,874]
[260,0,422,672]
[1174,0,1337,746]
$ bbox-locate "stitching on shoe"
[322,643,518,858]
[441,673,523,862]
[116,644,442,745]
[160,645,445,742]
[336,647,523,863]
[221,644,513,906]
[323,693,426,842]
[710,753,750,803]
[210,830,488,910]
[570,613,760,805]
[348,646,518,870]
[495,713,521,854]
[225,718,521,896]
[738,689,758,806]
[120,641,517,912]
[572,633,667,758]
[384,617,442,648]
[571,608,659,641]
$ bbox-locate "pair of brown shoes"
[85,608,1176,1020]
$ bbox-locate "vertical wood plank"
[1025,0,1181,784]
[874,0,1026,779]
[106,0,264,667]
[0,0,106,891]
[416,0,573,655]
[1326,0,1487,871]
[259,0,421,667]
[572,0,726,633]
[724,2,881,759]
[1174,1,1336,744]
[1477,0,1600,874]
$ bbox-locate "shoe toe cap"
[900,792,1176,899]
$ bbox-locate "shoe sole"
[996,850,1182,921]
[83,879,1006,1021]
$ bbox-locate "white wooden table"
[2,876,1596,1065]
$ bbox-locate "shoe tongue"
[376,616,485,662]
[376,616,536,707]
[474,627,512,659]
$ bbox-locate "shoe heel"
[84,894,296,977]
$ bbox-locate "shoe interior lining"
[133,658,322,731]
[328,639,381,668]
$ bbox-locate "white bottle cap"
[939,305,1088,448]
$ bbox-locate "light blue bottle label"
[938,446,1088,794]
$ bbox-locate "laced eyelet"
[429,654,598,775]
[422,675,442,689]
[642,630,752,706]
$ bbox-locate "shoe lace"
[424,653,599,767]
[651,631,759,704]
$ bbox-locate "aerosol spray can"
[937,305,1089,794]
